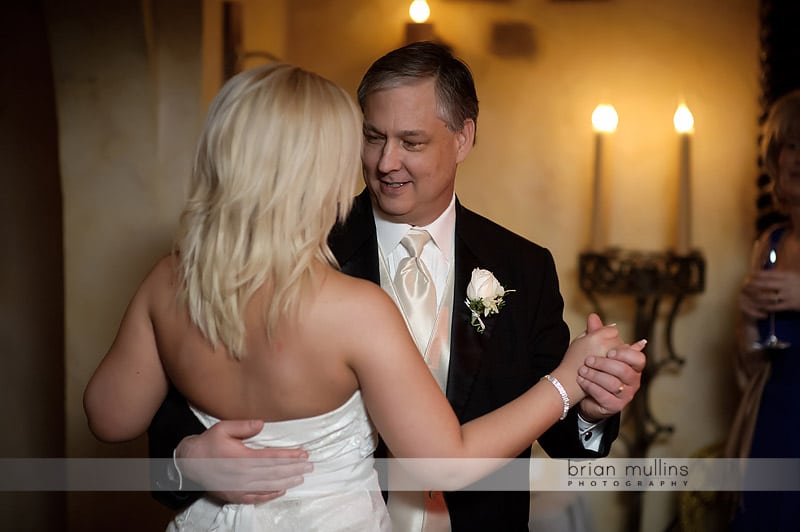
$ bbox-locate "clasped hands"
[176,312,645,503]
[574,313,646,422]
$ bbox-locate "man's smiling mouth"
[381,180,411,188]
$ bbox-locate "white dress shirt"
[375,195,456,307]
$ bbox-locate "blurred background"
[2,0,797,530]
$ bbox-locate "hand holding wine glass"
[750,239,791,350]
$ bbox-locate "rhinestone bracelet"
[541,374,570,420]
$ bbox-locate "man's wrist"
[576,404,605,424]
[169,437,207,493]
[576,411,606,451]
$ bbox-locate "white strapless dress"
[167,391,391,531]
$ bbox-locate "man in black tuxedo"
[149,42,644,531]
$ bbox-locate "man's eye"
[364,134,384,144]
[404,141,423,150]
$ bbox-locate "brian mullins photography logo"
[565,458,690,490]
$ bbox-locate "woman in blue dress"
[729,89,800,531]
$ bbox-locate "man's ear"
[455,119,475,163]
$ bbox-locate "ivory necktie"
[395,228,437,352]
[390,228,450,531]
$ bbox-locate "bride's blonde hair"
[176,63,362,359]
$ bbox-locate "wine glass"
[751,240,791,350]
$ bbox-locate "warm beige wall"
[49,0,202,530]
[202,0,288,107]
[52,0,759,531]
[240,0,287,68]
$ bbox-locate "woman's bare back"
[149,255,381,422]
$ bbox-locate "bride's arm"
[343,283,624,489]
[84,262,169,442]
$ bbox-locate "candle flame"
[409,0,431,23]
[592,104,618,133]
[673,104,694,133]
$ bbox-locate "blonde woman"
[84,64,632,531]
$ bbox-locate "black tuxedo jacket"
[148,190,620,531]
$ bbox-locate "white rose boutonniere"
[464,268,515,334]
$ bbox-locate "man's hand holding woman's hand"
[552,313,622,407]
[574,313,647,422]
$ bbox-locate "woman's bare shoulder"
[310,270,409,348]
[133,254,180,308]
[321,269,397,316]
[314,270,415,366]
[140,254,178,284]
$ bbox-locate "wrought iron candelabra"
[578,248,705,531]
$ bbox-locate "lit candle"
[409,0,430,23]
[406,0,434,43]
[674,103,694,255]
[590,104,618,252]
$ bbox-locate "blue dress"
[731,226,800,531]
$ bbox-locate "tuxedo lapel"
[329,190,380,284]
[446,201,492,418]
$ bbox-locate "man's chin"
[370,196,414,223]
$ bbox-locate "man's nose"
[378,141,402,173]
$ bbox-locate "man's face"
[361,78,474,227]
